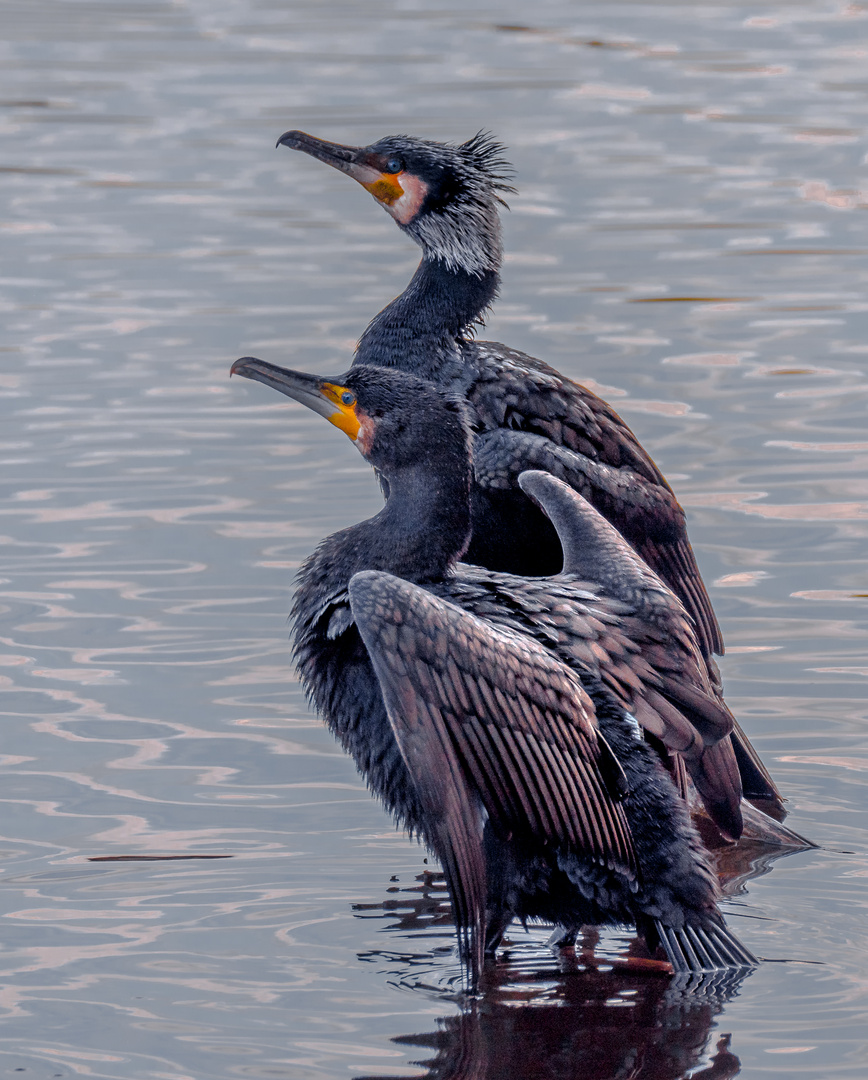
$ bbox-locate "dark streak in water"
[88,855,235,862]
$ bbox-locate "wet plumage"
[277,128,784,820]
[231,357,757,987]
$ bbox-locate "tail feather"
[684,925,728,968]
[703,923,759,968]
[657,922,690,972]
[655,919,758,973]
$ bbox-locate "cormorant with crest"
[275,128,784,823]
[231,355,758,989]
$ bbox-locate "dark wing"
[516,469,786,827]
[517,470,727,733]
[467,340,723,659]
[507,471,744,839]
[517,469,674,605]
[348,569,636,986]
[449,567,743,842]
[446,564,730,758]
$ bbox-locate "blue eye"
[385,156,404,173]
[341,391,355,405]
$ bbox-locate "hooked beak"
[230,357,361,441]
[276,130,384,187]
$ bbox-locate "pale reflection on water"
[1,0,867,1077]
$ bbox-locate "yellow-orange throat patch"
[320,382,361,440]
[362,173,404,206]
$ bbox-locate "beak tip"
[230,356,257,377]
[276,129,300,150]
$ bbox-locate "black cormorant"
[275,128,784,822]
[231,356,758,987]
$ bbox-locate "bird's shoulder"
[291,538,356,641]
[462,339,666,483]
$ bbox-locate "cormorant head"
[276,129,514,276]
[231,357,474,483]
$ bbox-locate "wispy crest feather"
[460,130,517,203]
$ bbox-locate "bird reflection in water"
[355,873,746,1080]
[345,771,806,1080]
[357,976,743,1080]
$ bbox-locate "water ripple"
[0,0,866,1076]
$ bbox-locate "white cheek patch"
[385,174,429,225]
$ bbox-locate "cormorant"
[230,356,758,988]
[276,128,784,822]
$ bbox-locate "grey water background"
[1,0,867,1076]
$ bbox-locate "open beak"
[230,357,361,441]
[276,129,406,207]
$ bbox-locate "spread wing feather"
[517,472,737,751]
[447,558,745,837]
[348,569,637,984]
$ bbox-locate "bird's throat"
[374,465,472,582]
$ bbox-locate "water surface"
[1,1,867,1077]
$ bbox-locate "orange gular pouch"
[364,174,404,205]
[364,172,429,225]
[320,382,362,441]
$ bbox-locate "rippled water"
[1,0,866,1077]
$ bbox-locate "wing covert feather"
[518,470,665,597]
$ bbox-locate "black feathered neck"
[317,367,475,583]
[348,133,511,375]
[354,259,499,377]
